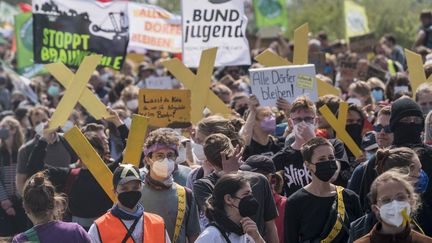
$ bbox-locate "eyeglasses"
[292,116,315,124]
[378,193,410,205]
[373,124,391,133]
[152,152,177,161]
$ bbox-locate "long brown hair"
[374,147,416,175]
[23,172,67,221]
[0,116,24,153]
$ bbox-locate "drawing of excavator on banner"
[90,11,128,41]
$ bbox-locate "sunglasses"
[373,124,391,133]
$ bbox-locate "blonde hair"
[349,81,373,105]
[367,77,385,91]
[370,169,421,214]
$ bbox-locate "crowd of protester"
[0,7,432,243]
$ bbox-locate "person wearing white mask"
[272,96,350,197]
[15,106,78,195]
[354,170,432,243]
[140,129,201,243]
[119,85,139,113]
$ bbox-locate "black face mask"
[346,124,363,147]
[118,191,142,209]
[312,160,338,182]
[392,122,423,145]
[236,195,259,217]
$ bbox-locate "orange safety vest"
[95,211,165,243]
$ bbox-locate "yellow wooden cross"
[405,49,432,99]
[319,102,363,158]
[161,47,231,124]
[254,23,340,97]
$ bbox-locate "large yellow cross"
[161,48,231,124]
[254,23,340,97]
[405,49,432,99]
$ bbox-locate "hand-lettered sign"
[249,64,318,107]
[138,89,191,128]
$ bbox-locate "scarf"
[111,203,144,221]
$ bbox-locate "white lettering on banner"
[249,64,318,107]
[181,0,251,67]
[284,164,312,189]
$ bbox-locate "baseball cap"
[113,164,142,188]
[240,155,276,174]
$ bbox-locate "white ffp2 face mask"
[126,99,139,111]
[379,200,411,227]
[176,145,187,164]
[34,122,46,137]
[151,158,175,179]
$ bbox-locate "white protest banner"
[128,3,181,53]
[145,76,174,89]
[249,64,318,107]
[181,0,251,67]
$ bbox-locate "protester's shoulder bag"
[24,227,40,243]
[319,186,349,243]
[174,183,192,243]
[207,222,231,243]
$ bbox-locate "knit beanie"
[389,98,424,132]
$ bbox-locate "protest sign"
[349,32,375,54]
[249,64,318,107]
[344,0,369,38]
[32,0,128,70]
[253,0,288,30]
[128,3,181,53]
[15,13,45,77]
[308,52,326,74]
[181,0,251,67]
[138,89,191,128]
[145,76,174,89]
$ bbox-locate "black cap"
[113,164,141,188]
[240,155,276,174]
[389,98,423,132]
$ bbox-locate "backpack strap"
[64,168,81,195]
[24,227,40,243]
[208,222,231,243]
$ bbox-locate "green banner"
[14,13,45,77]
[253,0,288,29]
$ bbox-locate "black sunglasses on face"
[373,124,391,133]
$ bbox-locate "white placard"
[128,3,181,53]
[181,0,251,67]
[249,64,318,107]
[145,76,174,89]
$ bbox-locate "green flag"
[14,13,44,77]
[253,0,288,30]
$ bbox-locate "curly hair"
[144,128,180,152]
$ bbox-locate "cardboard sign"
[181,0,251,67]
[349,33,375,54]
[138,89,191,128]
[144,76,174,89]
[32,0,128,69]
[308,52,326,74]
[128,3,181,53]
[249,64,318,107]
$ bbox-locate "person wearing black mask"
[88,164,170,243]
[285,137,362,243]
[344,104,366,164]
[195,174,264,243]
[358,97,432,236]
